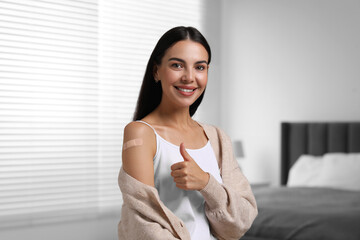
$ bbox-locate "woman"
[118,26,257,240]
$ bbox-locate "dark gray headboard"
[281,122,360,185]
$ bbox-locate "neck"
[153,101,195,128]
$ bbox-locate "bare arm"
[119,122,191,239]
[122,121,156,187]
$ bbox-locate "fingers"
[174,183,188,190]
[180,143,191,162]
[171,168,186,178]
[171,168,187,188]
[170,161,187,171]
[170,142,208,191]
[172,175,189,190]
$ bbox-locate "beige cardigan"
[118,123,258,240]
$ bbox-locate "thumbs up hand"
[170,143,210,191]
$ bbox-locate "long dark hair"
[133,26,211,121]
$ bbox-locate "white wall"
[194,0,222,126]
[218,0,360,185]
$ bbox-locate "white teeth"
[177,87,195,92]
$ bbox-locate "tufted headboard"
[280,122,360,185]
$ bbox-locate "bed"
[242,122,360,240]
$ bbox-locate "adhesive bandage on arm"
[123,138,143,151]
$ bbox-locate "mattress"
[243,186,360,240]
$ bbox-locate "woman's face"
[155,40,209,110]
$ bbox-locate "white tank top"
[137,121,222,240]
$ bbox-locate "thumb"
[180,143,191,161]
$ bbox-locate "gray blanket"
[244,187,360,240]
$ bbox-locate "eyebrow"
[168,57,208,65]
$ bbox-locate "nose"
[181,68,194,83]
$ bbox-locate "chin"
[177,97,200,108]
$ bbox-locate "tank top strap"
[136,120,160,160]
[136,120,157,134]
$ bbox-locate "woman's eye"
[196,65,206,71]
[171,63,182,69]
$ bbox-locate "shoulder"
[124,121,155,140]
[123,121,157,158]
[199,122,233,156]
[122,121,156,186]
[198,122,229,141]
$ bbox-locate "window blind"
[0,0,207,228]
[0,0,100,228]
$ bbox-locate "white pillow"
[287,155,323,187]
[314,153,360,191]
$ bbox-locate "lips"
[175,87,196,92]
[174,86,197,96]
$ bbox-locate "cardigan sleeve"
[199,126,258,240]
[118,168,191,240]
[118,204,185,240]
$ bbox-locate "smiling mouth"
[175,87,196,92]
